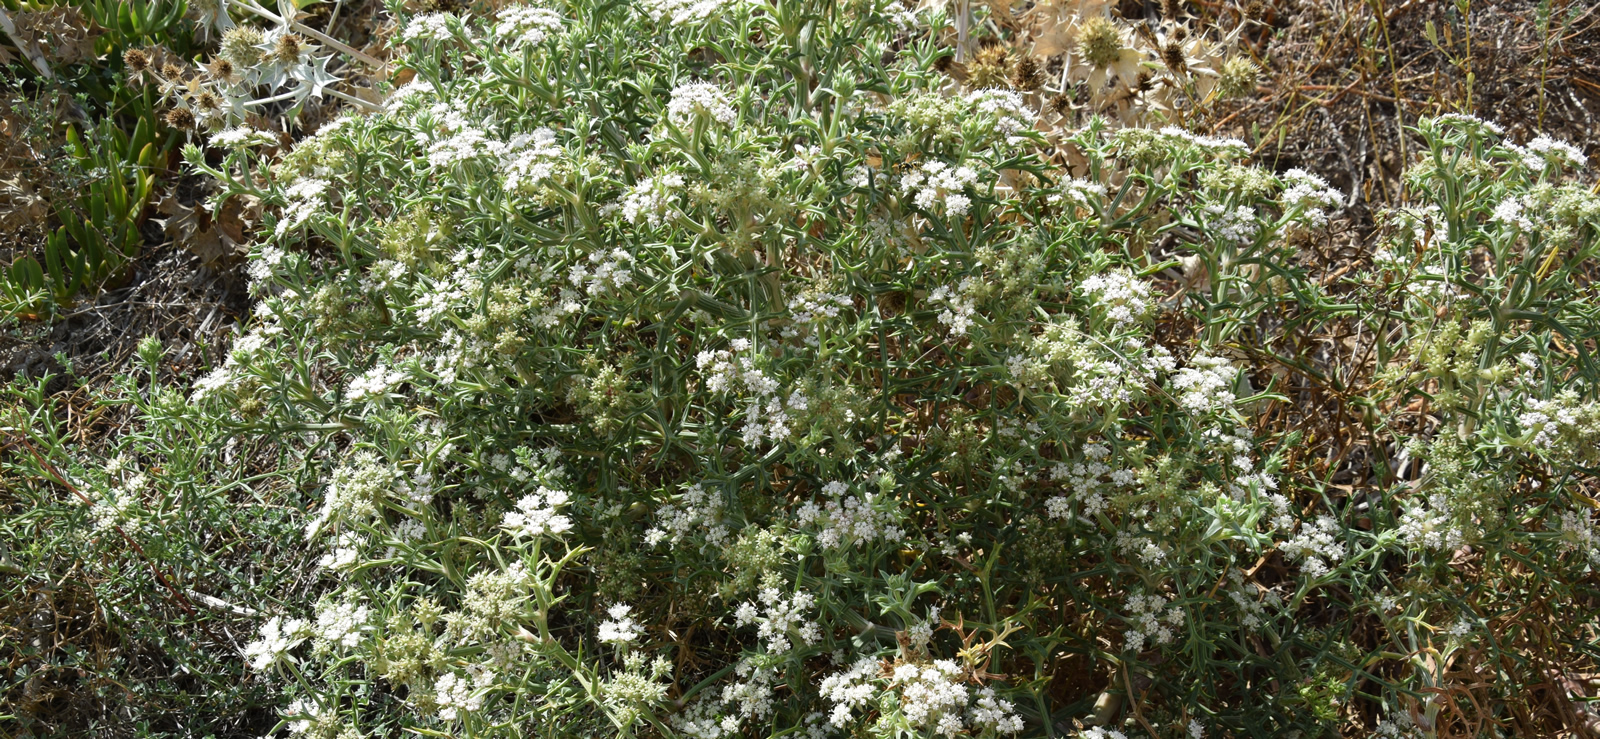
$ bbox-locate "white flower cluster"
[819,657,1021,736]
[1200,203,1260,244]
[1492,195,1533,231]
[818,657,880,727]
[1433,113,1504,136]
[1280,168,1344,226]
[569,248,636,296]
[1046,444,1137,519]
[600,603,645,645]
[668,82,737,128]
[306,451,397,537]
[785,291,852,345]
[347,362,408,402]
[494,5,564,47]
[1375,712,1424,739]
[242,616,310,671]
[1122,591,1184,653]
[846,164,876,189]
[645,481,732,548]
[313,598,370,650]
[435,668,494,720]
[1557,510,1600,566]
[284,697,334,737]
[1225,576,1273,629]
[929,278,980,336]
[400,13,458,45]
[1054,178,1107,208]
[501,128,563,194]
[641,0,745,25]
[1505,133,1588,170]
[318,531,366,572]
[1515,390,1600,463]
[210,126,275,149]
[90,481,140,532]
[892,660,974,736]
[900,161,980,216]
[733,588,821,653]
[1283,515,1348,578]
[1081,729,1132,739]
[501,485,574,538]
[1397,492,1464,552]
[622,173,685,227]
[1079,270,1154,328]
[1170,355,1237,414]
[275,177,328,237]
[697,341,809,445]
[967,88,1033,138]
[796,482,906,550]
[1158,126,1250,157]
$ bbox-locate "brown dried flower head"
[1012,56,1045,92]
[206,57,239,84]
[123,48,151,73]
[165,107,197,130]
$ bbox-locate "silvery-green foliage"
[10,0,1600,737]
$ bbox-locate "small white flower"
[600,603,645,645]
[667,82,737,127]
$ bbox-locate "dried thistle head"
[1012,56,1046,92]
[164,107,196,130]
[1046,91,1074,118]
[160,61,188,81]
[206,57,239,84]
[1218,55,1260,97]
[1161,42,1188,75]
[123,48,151,74]
[270,33,305,64]
[1243,0,1266,22]
[1162,0,1183,21]
[195,90,223,114]
[1078,16,1125,70]
[968,43,1012,89]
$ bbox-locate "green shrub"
[5,1,1600,738]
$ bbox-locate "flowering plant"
[5,0,1599,737]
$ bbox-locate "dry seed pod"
[165,107,197,130]
[1012,55,1046,91]
[123,48,151,73]
[1162,42,1188,75]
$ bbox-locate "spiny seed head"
[975,41,1008,66]
[195,90,222,112]
[206,57,238,83]
[165,107,196,130]
[1162,0,1182,20]
[1012,56,1045,91]
[161,62,186,80]
[968,44,1012,88]
[220,26,264,67]
[1243,0,1266,22]
[1172,25,1188,41]
[1046,92,1073,117]
[1162,42,1187,74]
[1078,17,1125,69]
[272,33,304,62]
[123,48,151,73]
[1218,55,1260,97]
